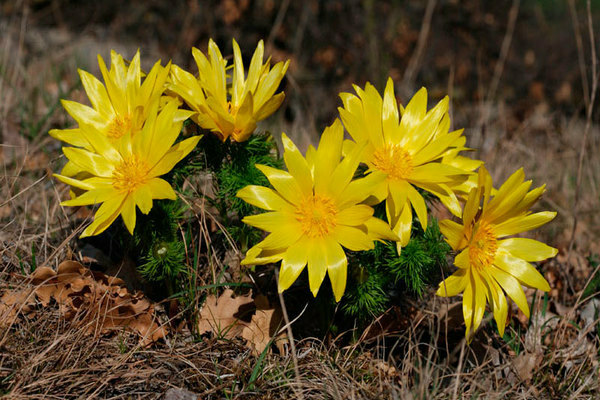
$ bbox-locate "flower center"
[468,222,498,270]
[371,144,413,181]
[106,115,132,139]
[112,156,151,193]
[295,194,338,238]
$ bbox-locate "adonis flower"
[436,166,557,340]
[54,101,200,237]
[338,78,471,252]
[49,50,186,176]
[237,120,398,301]
[169,39,289,142]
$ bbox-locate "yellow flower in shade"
[54,100,201,238]
[338,78,471,252]
[237,120,398,301]
[169,39,289,142]
[436,166,557,341]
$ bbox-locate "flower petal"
[333,225,373,251]
[494,250,551,291]
[279,237,309,292]
[336,204,374,226]
[436,268,468,297]
[307,239,327,297]
[236,185,294,211]
[498,238,558,262]
[325,240,348,302]
[493,211,557,237]
[489,265,530,318]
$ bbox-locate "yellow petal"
[242,211,296,232]
[80,193,126,238]
[439,219,465,250]
[256,164,303,205]
[279,237,309,292]
[333,225,374,251]
[148,135,202,177]
[406,184,427,231]
[462,271,475,341]
[282,133,313,195]
[336,204,374,226]
[498,238,557,262]
[255,92,285,121]
[49,128,90,149]
[236,185,293,211]
[61,187,114,206]
[314,120,344,192]
[146,178,177,200]
[454,248,471,269]
[78,69,114,118]
[61,100,107,132]
[436,268,467,297]
[120,196,137,235]
[489,265,530,318]
[486,178,532,223]
[133,183,153,214]
[245,39,265,94]
[364,217,399,242]
[471,271,488,336]
[242,245,285,265]
[494,250,551,291]
[54,174,97,191]
[393,200,412,248]
[325,240,348,302]
[337,172,387,209]
[62,147,114,177]
[381,77,400,145]
[254,229,303,251]
[307,240,327,297]
[493,211,557,237]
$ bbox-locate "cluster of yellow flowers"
[51,40,557,341]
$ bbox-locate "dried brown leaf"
[197,289,253,339]
[2,260,166,345]
[242,295,286,355]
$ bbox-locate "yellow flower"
[54,100,201,238]
[436,166,557,340]
[237,120,398,301]
[338,78,471,252]
[50,50,186,176]
[169,39,289,142]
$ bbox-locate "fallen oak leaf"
[3,260,167,346]
[242,295,286,355]
[197,289,253,339]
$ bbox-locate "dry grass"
[2,1,600,399]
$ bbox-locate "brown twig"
[568,0,598,256]
[402,0,437,91]
[275,269,304,400]
[487,0,520,103]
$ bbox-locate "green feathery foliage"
[341,218,450,324]
[139,239,186,281]
[135,200,188,283]
[389,218,451,296]
[213,132,282,250]
[342,263,389,323]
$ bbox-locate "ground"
[1,0,600,398]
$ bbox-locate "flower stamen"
[112,156,150,193]
[106,115,132,139]
[295,194,337,238]
[468,222,498,270]
[371,144,413,181]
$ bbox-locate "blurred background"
[1,0,599,286]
